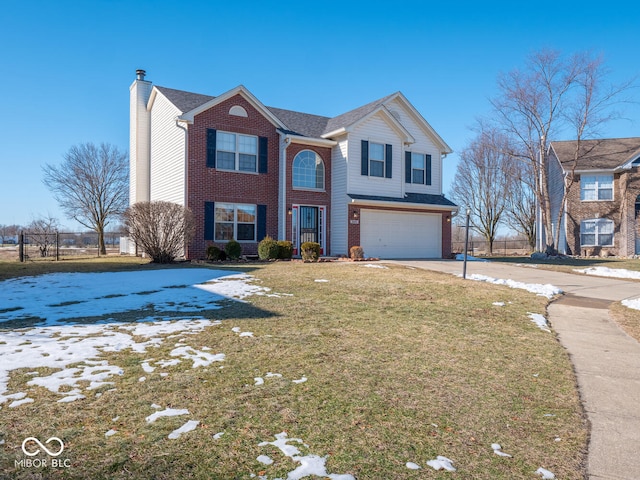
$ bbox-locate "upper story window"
[580,218,614,247]
[405,152,432,185]
[293,150,325,190]
[580,175,613,201]
[216,131,258,172]
[361,140,392,179]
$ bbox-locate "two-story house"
[547,137,640,256]
[129,70,457,260]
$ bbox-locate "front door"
[291,205,326,256]
[300,206,319,244]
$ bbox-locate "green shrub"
[277,240,293,259]
[225,240,242,260]
[258,236,280,260]
[206,245,225,261]
[301,241,321,262]
[350,245,365,260]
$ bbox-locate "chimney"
[136,69,146,81]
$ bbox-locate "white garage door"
[360,210,441,259]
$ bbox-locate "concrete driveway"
[387,259,640,480]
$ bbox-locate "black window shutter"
[426,154,432,185]
[385,144,393,178]
[258,137,268,174]
[361,140,369,176]
[204,202,215,240]
[206,129,216,168]
[405,151,412,183]
[257,204,267,241]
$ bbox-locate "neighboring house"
[547,137,640,256]
[129,70,457,260]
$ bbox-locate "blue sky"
[1,0,639,229]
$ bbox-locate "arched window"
[293,150,324,190]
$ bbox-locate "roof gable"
[551,137,640,171]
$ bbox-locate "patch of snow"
[256,455,273,465]
[145,408,190,424]
[406,462,421,469]
[141,362,155,373]
[528,313,552,332]
[254,377,264,386]
[493,302,506,306]
[361,264,387,269]
[151,403,162,409]
[239,331,254,337]
[535,467,556,479]
[138,377,146,382]
[258,432,354,480]
[622,298,640,311]
[265,372,282,378]
[292,376,308,384]
[464,274,562,299]
[168,420,199,439]
[105,429,117,437]
[9,397,34,408]
[196,274,290,300]
[169,346,225,368]
[491,443,512,457]
[455,254,488,262]
[213,432,224,440]
[315,279,329,283]
[426,456,456,472]
[574,266,640,280]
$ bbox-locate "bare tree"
[123,201,195,263]
[27,215,60,257]
[450,127,512,255]
[43,143,128,255]
[491,49,634,254]
[504,156,537,250]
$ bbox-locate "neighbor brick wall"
[565,170,640,256]
[186,94,279,259]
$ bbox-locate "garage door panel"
[360,210,441,259]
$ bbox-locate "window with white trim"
[411,153,426,184]
[293,150,325,189]
[580,175,613,201]
[216,131,258,172]
[215,203,256,241]
[369,142,385,177]
[580,218,614,247]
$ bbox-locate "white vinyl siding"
[348,114,399,197]
[149,92,185,205]
[330,138,349,256]
[386,98,442,195]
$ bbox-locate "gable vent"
[229,105,248,117]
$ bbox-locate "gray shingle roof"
[155,86,215,114]
[348,193,457,208]
[153,85,399,139]
[552,137,640,170]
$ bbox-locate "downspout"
[278,132,291,240]
[175,118,189,257]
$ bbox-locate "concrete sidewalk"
[388,260,640,480]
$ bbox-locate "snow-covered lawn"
[464,273,563,299]
[574,266,640,280]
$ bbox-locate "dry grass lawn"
[0,260,587,479]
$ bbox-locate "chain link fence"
[17,231,124,261]
[452,239,534,257]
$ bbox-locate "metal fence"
[17,231,124,261]
[451,239,533,257]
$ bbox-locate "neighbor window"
[293,150,325,189]
[580,175,613,201]
[216,131,258,172]
[580,218,614,246]
[215,203,256,241]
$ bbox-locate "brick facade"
[186,94,280,259]
[564,168,640,256]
